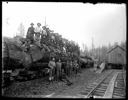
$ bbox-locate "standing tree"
[17,22,25,37]
[114,42,118,47]
[108,42,112,51]
[82,43,88,56]
[120,41,126,50]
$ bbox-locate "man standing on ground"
[73,60,79,77]
[66,60,70,76]
[56,59,62,81]
[69,60,73,77]
[48,57,56,83]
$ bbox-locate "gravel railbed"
[3,68,112,98]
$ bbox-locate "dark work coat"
[27,27,35,40]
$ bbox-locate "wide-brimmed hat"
[30,23,34,25]
[37,23,41,26]
[42,26,46,29]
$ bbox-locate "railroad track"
[112,70,126,98]
[79,70,114,98]
[79,70,126,98]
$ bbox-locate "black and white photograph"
[2,2,126,98]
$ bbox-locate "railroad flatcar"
[2,36,73,87]
[79,55,93,68]
[106,45,126,69]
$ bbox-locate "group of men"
[47,57,80,85]
[25,22,81,85]
[26,22,47,47]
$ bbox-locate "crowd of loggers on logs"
[2,22,94,88]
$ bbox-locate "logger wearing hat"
[48,57,56,83]
[31,23,34,25]
[56,59,62,81]
[73,60,79,77]
[34,23,42,47]
[42,26,47,36]
[41,26,47,44]
[26,22,35,44]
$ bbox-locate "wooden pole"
[45,17,46,27]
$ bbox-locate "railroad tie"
[103,72,119,98]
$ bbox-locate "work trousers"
[56,67,61,81]
[74,67,78,75]
[49,67,55,81]
[66,66,70,76]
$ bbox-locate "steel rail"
[122,70,126,88]
[85,70,114,98]
[103,72,119,98]
[112,71,126,98]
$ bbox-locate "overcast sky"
[2,2,126,50]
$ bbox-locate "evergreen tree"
[82,43,88,56]
[17,22,25,37]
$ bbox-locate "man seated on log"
[21,38,31,52]
[41,26,47,44]
[26,23,35,44]
[34,23,42,48]
[50,34,55,47]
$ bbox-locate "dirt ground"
[3,68,111,98]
